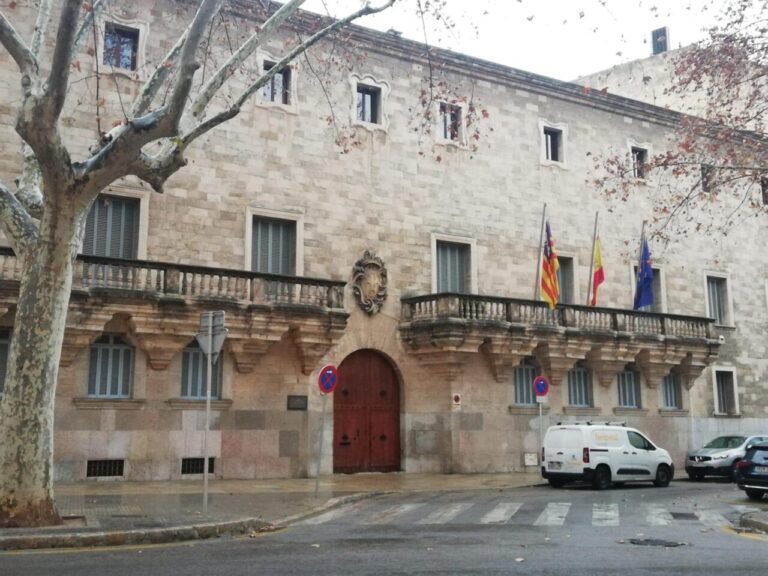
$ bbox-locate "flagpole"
[586,211,599,306]
[533,203,547,301]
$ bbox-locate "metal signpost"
[315,364,338,497]
[533,375,550,465]
[196,311,227,516]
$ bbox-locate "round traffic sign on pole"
[533,375,550,397]
[318,364,339,394]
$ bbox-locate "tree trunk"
[0,198,81,528]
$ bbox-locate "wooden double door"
[333,349,401,473]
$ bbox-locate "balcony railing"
[0,248,344,309]
[401,293,716,340]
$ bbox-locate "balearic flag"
[633,236,654,310]
[541,221,560,309]
[590,237,604,306]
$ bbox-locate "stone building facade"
[0,2,766,483]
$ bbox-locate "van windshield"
[703,436,745,449]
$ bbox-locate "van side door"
[627,431,656,477]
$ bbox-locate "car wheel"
[548,479,565,488]
[591,465,611,490]
[654,464,672,487]
[745,489,765,501]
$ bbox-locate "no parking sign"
[318,365,339,394]
[533,375,550,403]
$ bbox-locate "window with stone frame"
[83,194,140,259]
[513,357,539,406]
[436,240,470,293]
[262,61,291,105]
[438,102,462,142]
[0,330,10,397]
[568,361,593,407]
[714,369,738,415]
[631,146,648,179]
[617,365,641,408]
[543,127,563,162]
[557,256,575,304]
[706,275,731,325]
[251,216,296,275]
[103,23,139,70]
[87,335,134,398]
[661,372,682,410]
[356,83,381,124]
[181,340,222,400]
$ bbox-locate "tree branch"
[130,27,189,118]
[0,10,38,84]
[45,0,82,121]
[29,0,52,58]
[190,0,306,120]
[0,179,39,254]
[72,0,108,57]
[184,0,396,145]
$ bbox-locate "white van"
[541,422,674,489]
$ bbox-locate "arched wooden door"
[333,350,401,473]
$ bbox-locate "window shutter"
[252,217,296,275]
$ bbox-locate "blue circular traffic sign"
[533,375,550,397]
[318,365,338,394]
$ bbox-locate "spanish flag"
[541,221,560,309]
[591,237,604,306]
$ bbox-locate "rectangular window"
[715,370,738,415]
[87,459,125,478]
[631,147,648,179]
[262,61,291,105]
[557,256,574,304]
[439,102,462,141]
[617,370,641,408]
[568,364,592,407]
[662,373,682,410]
[436,241,470,293]
[181,457,215,475]
[0,330,9,396]
[181,345,221,399]
[356,84,381,124]
[652,26,669,55]
[514,361,537,406]
[251,217,296,275]
[544,127,562,162]
[706,275,730,325]
[104,23,139,70]
[83,195,140,259]
[87,335,133,398]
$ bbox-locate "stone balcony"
[0,248,348,375]
[399,293,720,389]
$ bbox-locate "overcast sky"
[304,0,723,81]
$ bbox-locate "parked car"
[685,435,768,481]
[735,442,768,501]
[541,422,674,490]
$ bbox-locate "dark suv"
[735,442,768,501]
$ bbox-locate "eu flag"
[633,237,654,310]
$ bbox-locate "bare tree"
[591,0,768,244]
[0,0,402,528]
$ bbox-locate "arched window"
[513,357,539,406]
[181,340,222,399]
[568,361,592,407]
[88,335,134,398]
[617,364,641,408]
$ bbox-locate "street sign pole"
[314,392,327,498]
[203,311,212,516]
[533,375,551,467]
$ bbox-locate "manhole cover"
[670,512,697,521]
[628,539,687,547]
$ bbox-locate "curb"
[272,491,387,527]
[0,517,274,551]
[739,512,768,534]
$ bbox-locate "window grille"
[87,459,125,478]
[181,457,215,475]
[568,362,592,407]
[514,358,538,405]
[617,369,641,408]
[662,373,682,409]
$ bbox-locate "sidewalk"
[0,471,544,550]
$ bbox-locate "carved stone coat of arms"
[352,250,388,315]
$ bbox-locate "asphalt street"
[2,480,766,576]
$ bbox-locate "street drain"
[670,512,697,521]
[628,539,687,547]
